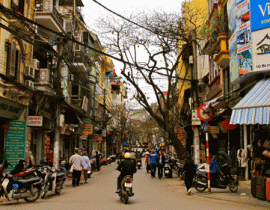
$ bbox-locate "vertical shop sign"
[4,121,26,171]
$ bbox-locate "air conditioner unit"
[32,59,40,71]
[69,74,74,81]
[24,66,35,78]
[25,80,34,88]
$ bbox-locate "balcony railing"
[35,0,64,28]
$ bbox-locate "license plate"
[124,183,132,188]
[165,170,169,173]
[2,179,9,188]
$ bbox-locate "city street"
[0,162,268,210]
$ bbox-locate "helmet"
[124,152,131,159]
[145,152,149,155]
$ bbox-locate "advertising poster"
[227,0,237,37]
[252,28,270,71]
[228,0,252,82]
[4,121,26,171]
[229,32,240,82]
[250,0,270,31]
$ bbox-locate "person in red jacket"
[145,152,150,172]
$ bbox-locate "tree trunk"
[168,131,187,160]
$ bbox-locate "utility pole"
[191,29,200,165]
[53,38,63,190]
[103,88,107,157]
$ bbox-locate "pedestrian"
[95,151,100,171]
[69,148,84,187]
[181,155,196,195]
[157,150,165,179]
[81,151,91,184]
[149,148,158,178]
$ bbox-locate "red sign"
[197,104,215,122]
[97,137,103,142]
[221,118,238,130]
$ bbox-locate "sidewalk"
[193,180,270,208]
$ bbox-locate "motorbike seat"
[16,177,41,185]
[56,172,66,178]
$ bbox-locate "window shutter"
[9,41,16,77]
[17,51,21,82]
[5,43,11,75]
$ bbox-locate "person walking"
[149,148,158,178]
[95,151,100,171]
[81,151,91,184]
[69,148,84,187]
[157,150,165,179]
[181,155,196,195]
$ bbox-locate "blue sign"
[202,122,209,133]
[123,140,128,146]
[250,0,270,31]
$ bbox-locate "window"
[18,0,25,15]
[6,40,22,82]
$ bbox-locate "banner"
[4,121,26,171]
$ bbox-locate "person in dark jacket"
[181,155,196,195]
[116,152,137,193]
[95,151,100,171]
[157,150,166,179]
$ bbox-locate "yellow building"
[0,0,36,164]
[178,0,208,111]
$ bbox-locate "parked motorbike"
[164,160,173,178]
[136,159,142,169]
[36,165,65,198]
[176,160,185,179]
[194,163,238,193]
[0,159,43,202]
[117,175,134,204]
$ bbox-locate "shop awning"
[230,78,270,125]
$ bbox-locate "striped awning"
[230,78,270,125]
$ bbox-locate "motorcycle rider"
[116,152,137,193]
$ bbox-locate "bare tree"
[92,7,205,159]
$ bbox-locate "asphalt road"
[0,161,268,210]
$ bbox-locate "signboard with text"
[82,124,93,135]
[4,121,26,171]
[27,116,43,126]
[250,0,270,31]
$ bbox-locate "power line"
[0,4,191,81]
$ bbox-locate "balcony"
[73,51,90,73]
[35,0,65,33]
[206,75,222,100]
[214,33,229,66]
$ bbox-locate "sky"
[81,0,184,107]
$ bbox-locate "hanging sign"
[197,104,215,122]
[221,118,238,130]
[27,116,43,126]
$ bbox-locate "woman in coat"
[81,151,91,184]
[181,155,196,195]
[157,150,166,179]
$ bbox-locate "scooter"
[0,159,43,202]
[194,163,238,193]
[136,159,142,169]
[36,165,65,198]
[117,175,134,204]
[164,160,173,178]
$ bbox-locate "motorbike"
[177,160,185,179]
[194,163,238,193]
[36,165,65,198]
[164,160,173,178]
[117,175,134,204]
[136,159,142,169]
[0,159,43,202]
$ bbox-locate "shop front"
[230,78,270,180]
